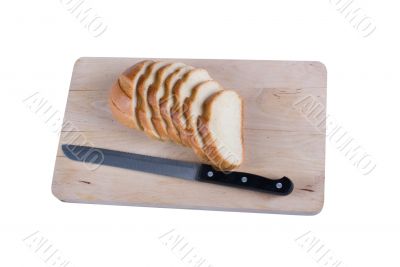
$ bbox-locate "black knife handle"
[196,165,294,195]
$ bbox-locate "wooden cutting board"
[52,57,327,214]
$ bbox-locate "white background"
[1,0,399,266]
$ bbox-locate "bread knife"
[62,144,294,195]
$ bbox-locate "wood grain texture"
[52,57,327,214]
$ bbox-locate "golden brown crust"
[151,111,169,140]
[109,81,137,128]
[135,62,162,140]
[119,60,153,99]
[148,63,185,141]
[170,78,186,145]
[160,68,185,144]
[197,91,244,170]
[148,82,169,140]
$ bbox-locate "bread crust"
[170,72,191,146]
[197,90,244,170]
[109,82,137,128]
[160,66,193,144]
[119,60,153,98]
[136,61,169,140]
[148,63,185,141]
[148,76,169,140]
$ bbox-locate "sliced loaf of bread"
[110,60,244,170]
[184,80,223,161]
[198,90,244,170]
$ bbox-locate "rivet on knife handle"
[196,165,294,195]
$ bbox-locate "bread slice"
[198,90,244,170]
[184,80,223,161]
[160,65,194,144]
[148,62,186,141]
[136,61,170,140]
[171,68,212,146]
[113,60,153,129]
[109,82,137,128]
